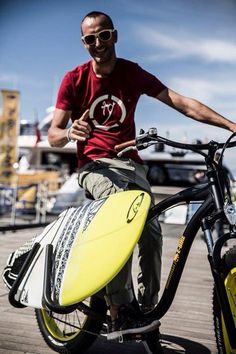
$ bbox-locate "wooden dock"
[0,222,218,354]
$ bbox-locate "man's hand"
[67,109,92,142]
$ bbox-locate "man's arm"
[48,108,91,147]
[48,109,72,147]
[157,88,236,133]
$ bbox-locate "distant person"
[214,152,234,240]
[214,152,235,185]
[195,151,234,187]
[48,11,236,342]
[195,151,234,241]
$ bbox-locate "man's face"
[81,15,117,64]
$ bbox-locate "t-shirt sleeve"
[56,72,74,111]
[135,64,167,97]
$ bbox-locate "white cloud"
[169,77,236,102]
[0,73,20,88]
[200,40,236,62]
[0,73,18,82]
[166,77,236,128]
[135,26,236,63]
[0,72,49,89]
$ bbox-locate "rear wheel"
[213,246,236,354]
[35,296,107,354]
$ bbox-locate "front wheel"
[35,296,107,354]
[213,246,236,354]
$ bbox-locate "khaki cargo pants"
[78,157,162,307]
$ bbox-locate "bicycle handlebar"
[115,139,136,152]
[115,128,236,158]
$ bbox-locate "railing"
[0,182,51,231]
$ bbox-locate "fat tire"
[35,296,107,354]
[213,245,236,354]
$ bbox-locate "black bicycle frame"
[146,182,236,349]
[145,183,212,320]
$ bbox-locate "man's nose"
[95,36,102,46]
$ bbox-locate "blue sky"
[1,0,236,169]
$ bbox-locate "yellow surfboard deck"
[59,190,151,306]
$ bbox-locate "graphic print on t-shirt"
[89,94,127,131]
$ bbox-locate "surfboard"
[11,190,151,308]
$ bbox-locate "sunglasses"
[82,29,115,46]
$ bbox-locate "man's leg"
[78,162,134,312]
[132,161,163,309]
[137,218,162,309]
[78,159,162,337]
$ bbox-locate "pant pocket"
[82,170,129,199]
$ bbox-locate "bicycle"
[7,128,236,354]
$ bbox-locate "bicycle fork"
[201,218,236,349]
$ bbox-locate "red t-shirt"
[56,58,166,168]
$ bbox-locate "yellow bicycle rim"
[41,309,83,341]
[222,267,236,354]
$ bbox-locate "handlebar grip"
[114,139,136,152]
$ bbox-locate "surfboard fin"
[8,243,41,308]
[43,244,78,314]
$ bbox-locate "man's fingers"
[68,125,89,141]
[68,109,92,142]
[74,109,92,130]
[80,109,90,122]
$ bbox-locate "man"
[213,152,234,241]
[48,10,236,340]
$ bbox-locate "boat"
[18,107,206,187]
